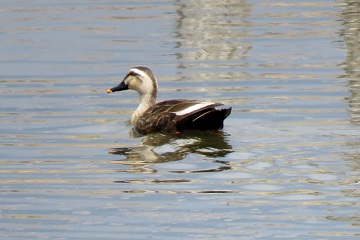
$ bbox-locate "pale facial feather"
[126,68,157,95]
[129,68,149,79]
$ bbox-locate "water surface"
[1,0,359,239]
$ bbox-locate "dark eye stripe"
[125,72,138,79]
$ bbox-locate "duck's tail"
[178,107,232,131]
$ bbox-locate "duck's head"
[107,66,158,98]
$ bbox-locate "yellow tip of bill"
[106,89,112,93]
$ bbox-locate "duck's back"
[133,99,231,134]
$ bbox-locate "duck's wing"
[188,107,232,130]
[133,100,179,134]
[166,100,223,117]
[134,99,227,134]
[169,100,231,131]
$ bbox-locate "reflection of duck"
[107,66,231,135]
[109,130,233,166]
[340,2,360,124]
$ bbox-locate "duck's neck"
[131,91,157,125]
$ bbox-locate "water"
[1,0,359,239]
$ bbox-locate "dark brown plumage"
[107,67,232,135]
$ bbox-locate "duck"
[107,66,232,135]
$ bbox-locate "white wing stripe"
[173,102,215,116]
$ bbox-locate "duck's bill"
[107,81,129,93]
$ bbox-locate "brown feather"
[133,99,231,134]
[107,67,232,135]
